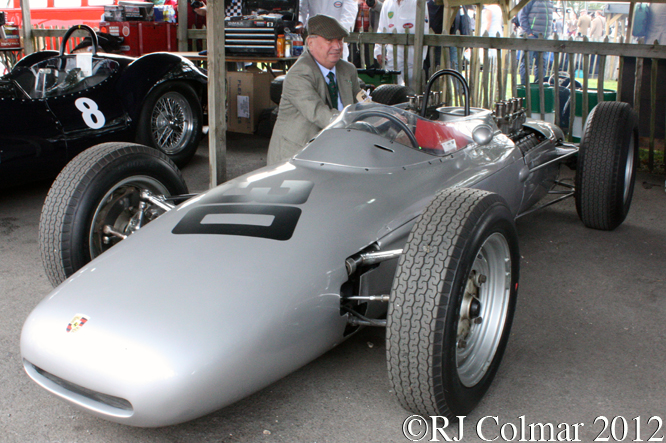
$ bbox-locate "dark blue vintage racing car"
[0,25,207,188]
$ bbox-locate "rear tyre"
[39,142,188,286]
[575,101,639,230]
[137,82,203,167]
[387,188,519,418]
[270,75,286,105]
[370,84,415,105]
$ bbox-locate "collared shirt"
[314,60,343,111]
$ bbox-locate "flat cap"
[307,14,349,39]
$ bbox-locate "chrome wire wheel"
[89,175,169,259]
[456,232,512,388]
[150,91,195,156]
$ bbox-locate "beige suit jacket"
[267,51,361,165]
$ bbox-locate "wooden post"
[627,1,636,42]
[207,0,227,188]
[20,0,34,55]
[413,0,426,93]
[178,0,189,52]
[649,58,657,172]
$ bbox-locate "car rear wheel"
[575,101,639,231]
[387,188,519,418]
[39,142,188,287]
[137,82,203,167]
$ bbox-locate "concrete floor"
[1,135,665,442]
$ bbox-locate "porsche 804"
[21,70,638,427]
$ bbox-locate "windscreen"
[327,103,472,157]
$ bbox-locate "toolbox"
[105,21,177,56]
[224,0,298,56]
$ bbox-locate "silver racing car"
[21,70,638,427]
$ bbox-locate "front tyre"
[387,188,519,418]
[39,142,188,287]
[137,82,203,167]
[575,101,639,231]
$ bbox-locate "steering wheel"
[351,110,419,149]
[347,121,381,135]
[59,25,98,57]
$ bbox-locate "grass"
[639,147,666,175]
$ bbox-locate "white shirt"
[315,61,343,110]
[300,0,358,60]
[373,0,429,85]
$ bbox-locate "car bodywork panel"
[21,103,565,426]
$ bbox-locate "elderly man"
[267,14,362,165]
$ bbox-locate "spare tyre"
[370,84,415,105]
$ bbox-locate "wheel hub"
[457,272,485,348]
[455,233,512,388]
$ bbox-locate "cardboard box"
[227,71,273,134]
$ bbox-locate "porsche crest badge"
[66,314,89,333]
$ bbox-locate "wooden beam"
[413,0,426,93]
[509,0,531,19]
[207,0,227,187]
[178,0,188,52]
[20,0,34,54]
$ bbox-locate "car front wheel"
[39,142,188,286]
[387,187,519,418]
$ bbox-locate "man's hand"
[376,54,383,65]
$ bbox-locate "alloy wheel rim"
[456,232,512,387]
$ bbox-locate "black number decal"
[172,179,314,241]
[204,179,314,205]
[172,205,301,241]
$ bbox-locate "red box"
[105,21,177,57]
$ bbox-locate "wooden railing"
[30,26,85,53]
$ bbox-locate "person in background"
[552,17,563,37]
[576,9,590,37]
[424,0,442,77]
[589,10,604,41]
[373,0,429,85]
[517,0,553,84]
[267,14,361,165]
[645,4,666,44]
[566,9,578,37]
[365,0,383,32]
[300,0,358,60]
[350,0,373,67]
[481,3,502,65]
[482,4,503,37]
